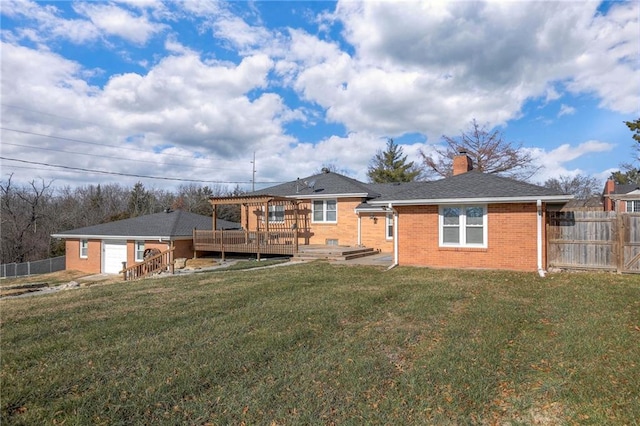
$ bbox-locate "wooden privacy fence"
[547,211,640,273]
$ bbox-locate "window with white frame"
[439,205,487,247]
[267,205,285,223]
[135,241,145,262]
[80,239,88,258]
[386,214,393,240]
[312,199,337,223]
[627,200,640,212]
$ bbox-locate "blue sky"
[1,0,638,192]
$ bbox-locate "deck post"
[221,229,225,262]
[294,201,299,253]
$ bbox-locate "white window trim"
[438,204,488,248]
[80,239,88,259]
[312,199,338,223]
[386,214,393,240]
[135,241,145,262]
[627,200,640,213]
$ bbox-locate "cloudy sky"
[1,0,638,192]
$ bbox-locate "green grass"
[1,264,639,425]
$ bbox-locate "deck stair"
[292,245,379,262]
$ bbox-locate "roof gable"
[249,171,379,198]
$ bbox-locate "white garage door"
[103,240,127,274]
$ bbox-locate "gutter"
[369,194,573,206]
[536,199,545,278]
[387,203,399,270]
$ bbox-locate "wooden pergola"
[193,195,300,260]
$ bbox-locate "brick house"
[603,179,640,212]
[52,210,238,274]
[196,153,571,273]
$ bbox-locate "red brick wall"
[65,239,102,273]
[360,212,394,252]
[396,203,543,271]
[65,239,193,273]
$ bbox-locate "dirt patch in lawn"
[1,270,91,288]
[183,258,219,270]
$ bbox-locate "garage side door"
[103,240,127,274]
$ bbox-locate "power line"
[0,156,285,184]
[2,142,220,171]
[0,127,241,170]
[1,103,119,131]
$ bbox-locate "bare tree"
[1,174,55,263]
[543,174,601,199]
[420,119,539,181]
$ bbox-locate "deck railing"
[193,229,298,258]
[122,248,174,281]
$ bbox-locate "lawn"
[1,263,638,424]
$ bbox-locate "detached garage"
[102,240,127,274]
[52,210,239,275]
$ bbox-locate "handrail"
[122,248,175,281]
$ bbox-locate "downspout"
[357,212,362,246]
[387,203,399,270]
[536,199,545,278]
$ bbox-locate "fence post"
[616,213,624,273]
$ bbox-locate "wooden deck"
[193,230,298,258]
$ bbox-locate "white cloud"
[558,104,576,117]
[1,0,100,44]
[282,1,639,140]
[527,140,615,182]
[0,40,296,188]
[73,3,166,45]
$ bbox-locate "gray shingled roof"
[249,171,380,198]
[371,171,568,203]
[52,210,239,239]
[612,183,640,195]
[251,170,569,205]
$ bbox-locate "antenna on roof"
[308,180,316,191]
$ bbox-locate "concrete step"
[293,246,379,262]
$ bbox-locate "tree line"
[0,177,242,264]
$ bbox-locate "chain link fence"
[1,256,66,278]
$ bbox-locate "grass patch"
[1,265,638,424]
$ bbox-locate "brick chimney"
[603,179,615,211]
[453,150,473,175]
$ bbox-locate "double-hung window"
[386,214,394,240]
[267,205,285,223]
[439,205,487,248]
[135,241,145,262]
[80,239,88,258]
[312,199,337,223]
[627,200,640,212]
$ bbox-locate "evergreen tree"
[367,139,422,183]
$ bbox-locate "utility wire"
[2,142,220,171]
[0,127,241,170]
[0,156,283,184]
